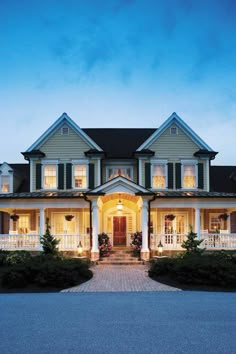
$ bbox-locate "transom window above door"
[107,167,133,181]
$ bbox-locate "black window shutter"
[167,163,173,189]
[145,163,151,188]
[198,163,204,189]
[36,164,42,190]
[89,163,94,189]
[58,164,64,189]
[66,163,72,189]
[175,163,182,189]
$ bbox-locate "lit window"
[183,164,196,188]
[1,176,10,192]
[107,167,132,180]
[152,164,166,188]
[209,214,221,232]
[44,165,57,189]
[74,165,87,188]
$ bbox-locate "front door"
[113,216,126,245]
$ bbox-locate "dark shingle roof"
[9,164,30,192]
[210,166,236,193]
[83,128,156,158]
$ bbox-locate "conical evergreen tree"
[181,226,204,255]
[40,217,60,255]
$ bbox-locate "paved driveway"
[62,265,180,292]
[0,292,236,353]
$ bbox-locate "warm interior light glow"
[77,241,83,256]
[117,194,123,211]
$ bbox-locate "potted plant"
[98,233,112,257]
[165,214,176,221]
[130,231,142,257]
[218,213,228,221]
[10,214,19,222]
[65,214,74,221]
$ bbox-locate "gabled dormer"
[0,162,13,193]
[136,112,218,192]
[22,113,103,192]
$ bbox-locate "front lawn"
[149,251,236,291]
[0,250,93,292]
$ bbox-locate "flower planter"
[218,213,228,221]
[65,215,74,221]
[165,214,176,221]
[10,214,19,222]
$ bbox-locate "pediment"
[88,176,152,195]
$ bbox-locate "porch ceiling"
[101,193,139,203]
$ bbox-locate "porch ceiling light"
[117,195,123,211]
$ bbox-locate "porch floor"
[61,265,180,292]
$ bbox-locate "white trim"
[41,160,59,165]
[137,112,214,152]
[90,176,151,194]
[170,126,178,135]
[61,126,69,136]
[26,112,103,152]
[97,159,101,186]
[138,159,143,186]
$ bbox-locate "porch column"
[141,199,150,261]
[39,208,45,236]
[91,200,100,261]
[195,207,201,239]
[227,212,231,233]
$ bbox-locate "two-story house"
[1,112,236,260]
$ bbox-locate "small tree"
[40,217,60,255]
[181,226,204,255]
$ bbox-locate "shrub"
[98,233,112,257]
[40,217,60,255]
[0,250,10,266]
[5,251,32,265]
[149,253,236,288]
[1,255,92,289]
[181,226,204,255]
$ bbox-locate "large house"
[0,112,236,260]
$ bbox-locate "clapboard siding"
[149,124,199,158]
[40,125,91,159]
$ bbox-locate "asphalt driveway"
[0,292,236,353]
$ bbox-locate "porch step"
[97,248,144,265]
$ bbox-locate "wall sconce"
[157,241,163,256]
[117,194,123,211]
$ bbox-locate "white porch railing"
[0,234,90,251]
[151,233,236,250]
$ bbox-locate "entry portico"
[87,176,153,261]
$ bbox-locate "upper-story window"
[151,162,167,189]
[1,176,10,193]
[43,164,57,189]
[107,167,132,181]
[181,160,198,189]
[73,164,87,189]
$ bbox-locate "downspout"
[83,194,92,251]
[148,194,157,249]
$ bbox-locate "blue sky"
[1,0,236,164]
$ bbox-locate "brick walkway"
[61,265,180,292]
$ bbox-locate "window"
[74,164,87,188]
[107,167,132,181]
[152,164,167,188]
[170,127,178,135]
[1,176,10,193]
[61,127,69,135]
[209,213,221,232]
[43,165,57,189]
[181,161,197,189]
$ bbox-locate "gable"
[25,113,102,153]
[149,123,200,159]
[137,112,214,153]
[40,123,92,159]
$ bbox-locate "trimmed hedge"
[0,252,93,289]
[149,252,236,288]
